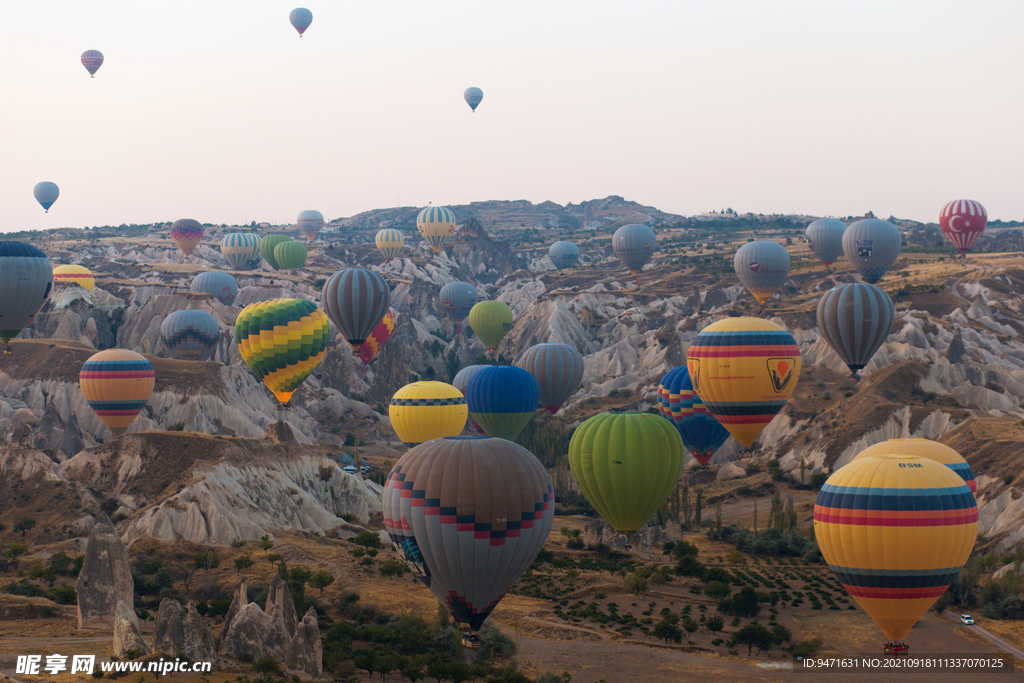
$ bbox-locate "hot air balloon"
[816,282,894,379]
[468,301,513,353]
[355,310,396,365]
[453,365,489,434]
[160,310,220,362]
[234,298,329,407]
[612,224,656,284]
[465,366,539,441]
[686,317,801,450]
[734,241,791,305]
[289,8,313,36]
[79,349,155,435]
[322,268,391,352]
[805,219,846,274]
[33,182,59,213]
[260,235,290,270]
[464,87,484,112]
[297,210,324,241]
[53,265,95,293]
[568,413,685,540]
[657,366,730,466]
[221,233,261,270]
[388,381,467,445]
[375,229,405,262]
[383,436,553,631]
[81,50,103,77]
[439,282,478,333]
[842,218,902,284]
[0,242,53,353]
[274,240,307,270]
[191,271,238,306]
[515,343,584,415]
[548,241,580,269]
[940,200,987,257]
[417,206,457,253]
[170,219,204,258]
[814,454,977,648]
[853,438,976,494]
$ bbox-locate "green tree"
[233,553,254,576]
[694,487,704,528]
[653,620,683,644]
[266,552,283,567]
[379,559,408,580]
[732,621,774,655]
[193,550,219,576]
[401,655,426,683]
[308,570,335,595]
[705,615,724,635]
[258,535,274,555]
[13,517,35,538]
[682,615,699,638]
[623,573,648,595]
[706,581,731,600]
[47,551,73,576]
[253,656,279,675]
[7,544,28,559]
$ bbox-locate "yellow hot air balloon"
[389,381,467,445]
[853,438,976,494]
[53,265,95,292]
[375,229,405,262]
[80,350,155,435]
[814,454,977,646]
[234,299,330,406]
[468,301,513,353]
[416,206,456,253]
[686,317,801,449]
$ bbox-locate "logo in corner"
[767,358,795,393]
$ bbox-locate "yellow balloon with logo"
[53,265,95,292]
[389,381,468,445]
[686,317,800,449]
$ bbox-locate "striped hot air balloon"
[170,219,204,258]
[53,265,95,292]
[817,282,895,378]
[375,229,405,262]
[453,365,489,434]
[33,182,59,213]
[686,317,801,450]
[657,366,730,466]
[297,210,324,241]
[806,219,847,273]
[274,240,307,270]
[260,235,290,270]
[0,242,53,353]
[465,366,539,441]
[464,87,484,112]
[80,350,155,435]
[160,310,220,361]
[939,200,987,257]
[734,240,791,305]
[439,282,478,333]
[220,233,261,270]
[81,50,104,77]
[612,224,656,283]
[417,206,457,253]
[516,343,584,415]
[388,381,467,445]
[842,219,902,284]
[853,438,976,494]
[355,310,396,365]
[814,454,977,645]
[322,268,391,352]
[190,271,238,306]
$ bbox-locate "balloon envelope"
[0,242,53,351]
[464,87,484,111]
[289,7,312,35]
[439,282,478,326]
[940,200,987,256]
[468,301,513,352]
[170,219,204,258]
[260,235,290,270]
[814,454,977,642]
[322,268,391,350]
[453,365,490,434]
[33,182,59,212]
[220,233,261,270]
[274,240,307,270]
[842,219,902,284]
[191,271,238,306]
[383,436,553,630]
[568,413,684,540]
[817,282,894,376]
[375,229,405,261]
[297,210,324,241]
[734,241,790,305]
[355,310,396,365]
[80,349,155,435]
[417,206,456,253]
[612,224,656,276]
[515,343,584,415]
[548,241,580,269]
[161,310,220,362]
[658,366,730,466]
[465,366,539,441]
[805,219,846,270]
[853,438,976,494]
[81,50,104,76]
[53,265,95,292]
[388,381,467,445]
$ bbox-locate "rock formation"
[112,601,151,657]
[716,462,747,481]
[946,327,968,364]
[183,601,217,659]
[286,607,323,678]
[76,514,136,630]
[265,420,298,445]
[221,577,247,639]
[267,575,298,637]
[219,602,288,661]
[152,598,185,654]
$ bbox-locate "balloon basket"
[461,632,480,649]
[883,642,908,657]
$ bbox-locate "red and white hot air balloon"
[939,199,987,257]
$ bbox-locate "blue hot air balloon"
[657,366,730,466]
[439,282,478,332]
[0,242,53,354]
[221,233,261,270]
[464,87,483,112]
[160,310,220,362]
[548,241,580,269]
[612,224,657,283]
[515,343,584,415]
[191,271,239,306]
[33,182,59,213]
[465,366,539,441]
[290,8,313,36]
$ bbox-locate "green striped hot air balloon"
[260,235,291,270]
[274,240,307,270]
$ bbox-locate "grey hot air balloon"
[0,242,53,354]
[160,310,220,362]
[33,182,59,213]
[612,224,657,282]
[548,241,580,269]
[464,87,483,112]
[453,364,489,434]
[805,219,846,273]
[816,282,895,379]
[190,271,238,306]
[382,436,554,632]
[515,343,585,415]
[322,268,391,351]
[733,241,791,305]
[439,282,478,332]
[842,218,902,284]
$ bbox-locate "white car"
[960,614,974,625]
[361,465,372,472]
[342,465,357,474]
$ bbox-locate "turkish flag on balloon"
[939,199,987,256]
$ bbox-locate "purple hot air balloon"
[81,50,103,78]
[289,8,313,37]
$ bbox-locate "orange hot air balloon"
[80,350,155,435]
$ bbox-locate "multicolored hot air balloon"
[322,268,391,352]
[33,182,59,213]
[191,271,238,306]
[439,282,478,333]
[417,206,457,253]
[687,317,801,450]
[814,454,977,646]
[383,436,553,631]
[160,310,219,361]
[853,438,976,494]
[81,50,103,77]
[274,240,307,270]
[289,7,313,36]
[465,366,539,441]
[612,224,656,283]
[260,235,290,270]
[375,229,405,262]
[805,219,846,274]
[79,349,155,435]
[940,200,987,257]
[0,242,53,353]
[734,241,791,305]
[53,265,95,293]
[468,301,513,353]
[464,87,484,112]
[842,218,902,284]
[221,233,261,270]
[548,241,580,269]
[816,282,894,378]
[388,381,467,445]
[516,343,584,415]
[297,210,324,241]
[170,219,204,258]
[453,365,489,434]
[657,366,730,466]
[355,310,396,365]
[568,413,684,540]
[234,299,329,406]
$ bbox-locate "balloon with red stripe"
[355,310,395,365]
[939,199,987,256]
[814,453,978,644]
[80,349,155,436]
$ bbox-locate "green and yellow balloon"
[468,301,513,353]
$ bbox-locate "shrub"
[51,584,77,604]
[352,531,382,549]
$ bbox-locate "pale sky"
[2,0,1021,232]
